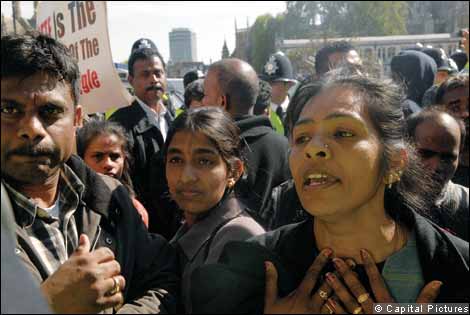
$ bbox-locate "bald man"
[203,58,290,229]
[407,109,469,241]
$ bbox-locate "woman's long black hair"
[286,65,439,226]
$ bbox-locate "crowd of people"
[1,28,469,314]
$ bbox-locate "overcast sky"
[2,1,286,64]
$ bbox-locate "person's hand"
[324,249,442,314]
[264,248,336,314]
[40,234,126,314]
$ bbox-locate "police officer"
[131,38,159,54]
[183,69,205,89]
[176,70,205,117]
[260,52,297,135]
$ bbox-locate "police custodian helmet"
[260,51,297,84]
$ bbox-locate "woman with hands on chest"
[260,66,470,314]
[188,66,468,315]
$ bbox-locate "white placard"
[37,1,132,114]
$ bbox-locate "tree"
[249,14,278,72]
[342,1,409,36]
[221,40,230,59]
[282,1,408,38]
[406,1,467,34]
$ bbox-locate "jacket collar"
[3,164,85,228]
[173,197,245,261]
[411,210,469,281]
[65,155,121,221]
[234,115,275,138]
[132,98,172,134]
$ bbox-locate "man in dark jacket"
[203,58,291,228]
[391,50,437,116]
[109,48,177,237]
[1,32,179,313]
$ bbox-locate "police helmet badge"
[264,55,279,75]
[138,39,151,49]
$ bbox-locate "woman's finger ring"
[319,289,329,300]
[357,293,370,304]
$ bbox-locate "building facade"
[169,28,198,63]
[166,61,206,78]
[278,33,462,76]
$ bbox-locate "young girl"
[77,120,149,228]
[163,107,265,312]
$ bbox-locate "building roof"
[281,33,460,48]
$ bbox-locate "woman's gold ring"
[357,293,370,304]
[319,290,329,300]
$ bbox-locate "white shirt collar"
[135,96,167,115]
[270,96,290,113]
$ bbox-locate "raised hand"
[40,234,126,314]
[264,248,335,314]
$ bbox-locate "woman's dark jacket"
[190,210,469,313]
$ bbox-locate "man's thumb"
[74,234,90,255]
[264,261,278,308]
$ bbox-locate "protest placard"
[37,1,132,114]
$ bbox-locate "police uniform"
[260,52,297,136]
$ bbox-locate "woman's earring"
[384,173,394,189]
[386,170,402,189]
[388,174,394,189]
[227,179,235,189]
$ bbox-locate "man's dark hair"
[254,80,272,115]
[315,41,357,75]
[286,65,440,225]
[128,48,166,77]
[407,107,466,153]
[435,74,469,104]
[184,79,204,108]
[1,31,80,106]
[209,59,259,114]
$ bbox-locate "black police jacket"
[109,100,176,237]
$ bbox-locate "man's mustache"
[146,85,164,92]
[7,145,58,158]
